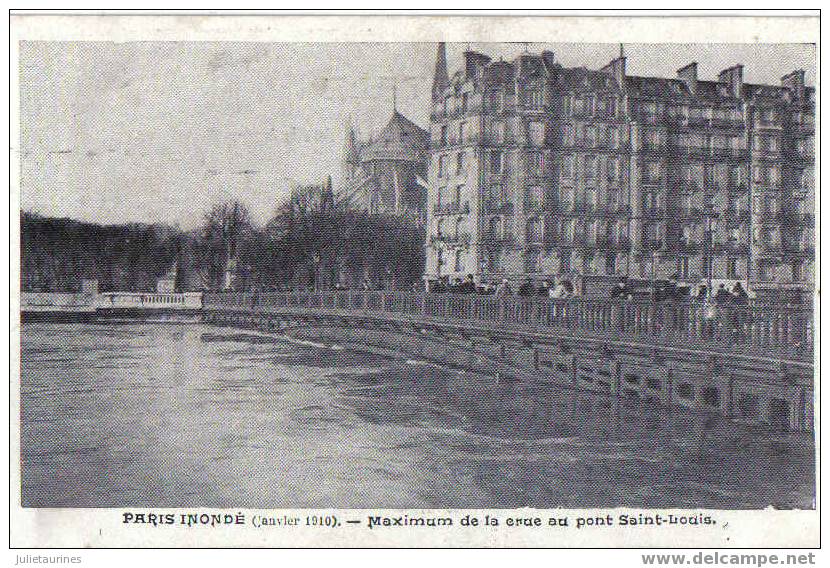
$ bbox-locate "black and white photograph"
[10,11,819,550]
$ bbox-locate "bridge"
[202,291,815,432]
[21,288,814,431]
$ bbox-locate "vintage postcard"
[9,11,819,551]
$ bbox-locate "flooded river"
[20,322,815,509]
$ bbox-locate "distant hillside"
[20,211,185,292]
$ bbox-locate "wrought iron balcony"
[433,201,471,216]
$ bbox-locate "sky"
[18,41,815,228]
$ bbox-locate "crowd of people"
[427,275,751,305]
[428,275,577,298]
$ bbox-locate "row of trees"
[21,198,425,293]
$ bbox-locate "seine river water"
[20,322,814,509]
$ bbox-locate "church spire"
[343,120,359,166]
[431,42,449,102]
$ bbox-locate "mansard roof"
[361,111,429,164]
[559,67,621,92]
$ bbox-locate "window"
[458,122,467,143]
[759,135,779,153]
[642,101,658,121]
[583,254,596,274]
[526,90,543,110]
[526,218,542,242]
[492,121,506,143]
[585,125,598,147]
[489,216,504,239]
[489,151,503,174]
[606,158,619,182]
[584,156,597,179]
[587,219,599,242]
[436,186,445,207]
[800,169,812,192]
[456,153,465,175]
[563,124,575,146]
[645,161,661,182]
[528,122,545,146]
[487,251,500,272]
[460,93,469,113]
[436,218,445,237]
[727,258,738,279]
[562,155,575,178]
[437,156,446,177]
[454,250,464,272]
[453,185,463,205]
[645,222,663,245]
[605,255,616,275]
[527,186,543,208]
[681,224,694,244]
[488,183,506,204]
[729,166,744,187]
[792,262,803,282]
[587,188,599,207]
[757,261,773,281]
[490,91,504,112]
[560,252,571,273]
[524,250,540,273]
[642,192,659,211]
[608,127,620,148]
[440,126,448,146]
[528,152,544,175]
[603,97,617,117]
[645,129,662,149]
[677,257,690,279]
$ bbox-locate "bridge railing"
[98,292,203,309]
[203,291,813,360]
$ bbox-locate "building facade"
[340,111,430,223]
[424,44,815,299]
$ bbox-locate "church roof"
[361,111,429,164]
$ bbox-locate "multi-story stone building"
[424,43,815,300]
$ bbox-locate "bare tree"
[199,200,253,289]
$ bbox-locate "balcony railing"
[433,201,471,215]
[203,290,813,361]
[481,232,515,247]
[482,201,514,215]
[430,232,472,247]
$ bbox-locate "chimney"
[781,69,806,100]
[431,42,450,102]
[677,62,698,95]
[599,44,626,88]
[541,50,556,70]
[464,50,491,81]
[718,64,744,98]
